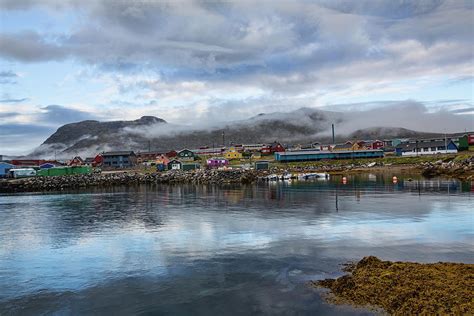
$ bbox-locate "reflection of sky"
[0,180,473,301]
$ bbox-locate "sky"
[0,0,473,155]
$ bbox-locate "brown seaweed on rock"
[313,256,474,315]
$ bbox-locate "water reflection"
[0,174,472,315]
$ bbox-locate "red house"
[468,134,474,145]
[261,145,271,155]
[270,142,285,153]
[371,140,384,150]
[166,150,177,158]
[11,159,45,166]
[68,156,84,166]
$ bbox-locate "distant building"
[270,142,285,153]
[102,151,136,168]
[68,156,84,166]
[242,144,265,152]
[370,140,384,150]
[0,162,14,178]
[11,159,45,167]
[275,149,384,162]
[396,140,458,156]
[255,160,270,170]
[136,151,163,163]
[206,158,228,168]
[191,147,224,156]
[168,159,182,170]
[84,155,103,167]
[177,149,195,161]
[224,147,243,160]
[166,150,178,158]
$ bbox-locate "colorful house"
[255,160,270,170]
[84,155,103,167]
[224,147,243,160]
[396,140,458,156]
[0,162,14,178]
[206,158,229,168]
[270,142,285,153]
[177,149,195,161]
[68,156,84,166]
[168,159,182,170]
[371,140,384,150]
[102,151,136,168]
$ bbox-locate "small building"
[371,140,384,150]
[275,149,384,162]
[84,155,103,167]
[468,134,474,145]
[136,151,164,163]
[8,168,37,178]
[182,162,200,171]
[68,156,84,166]
[0,162,14,178]
[166,150,178,158]
[255,160,270,170]
[168,159,182,170]
[177,149,195,161]
[270,142,285,153]
[207,158,229,169]
[396,140,458,156]
[191,147,224,156]
[224,147,243,160]
[11,159,45,167]
[242,144,265,152]
[102,151,136,168]
[261,145,272,155]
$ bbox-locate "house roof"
[102,151,135,156]
[333,143,353,150]
[276,149,383,156]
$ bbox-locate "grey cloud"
[0,97,29,103]
[39,105,99,124]
[0,123,55,155]
[0,1,472,95]
[0,70,18,84]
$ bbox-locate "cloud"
[39,105,99,125]
[0,70,19,84]
[0,97,29,103]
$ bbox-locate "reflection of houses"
[177,149,195,161]
[224,147,243,160]
[396,140,458,156]
[102,151,136,168]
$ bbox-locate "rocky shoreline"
[1,156,473,193]
[0,169,261,193]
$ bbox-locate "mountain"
[29,107,466,158]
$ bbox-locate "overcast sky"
[0,0,473,155]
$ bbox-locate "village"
[1,132,473,179]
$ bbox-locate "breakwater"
[0,169,259,193]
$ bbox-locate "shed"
[182,163,200,171]
[0,162,14,178]
[168,159,182,170]
[9,168,36,178]
[255,160,270,170]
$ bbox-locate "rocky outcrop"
[420,156,474,179]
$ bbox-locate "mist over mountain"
[29,106,473,158]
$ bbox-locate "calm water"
[0,174,473,315]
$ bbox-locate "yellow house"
[224,147,243,160]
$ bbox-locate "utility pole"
[148,140,151,152]
[222,131,225,147]
[445,133,447,154]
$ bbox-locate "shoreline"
[312,256,473,315]
[1,157,472,193]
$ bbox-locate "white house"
[396,139,458,156]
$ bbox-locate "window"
[438,146,445,150]
[431,147,436,151]
[423,148,428,152]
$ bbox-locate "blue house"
[102,151,137,168]
[0,162,14,178]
